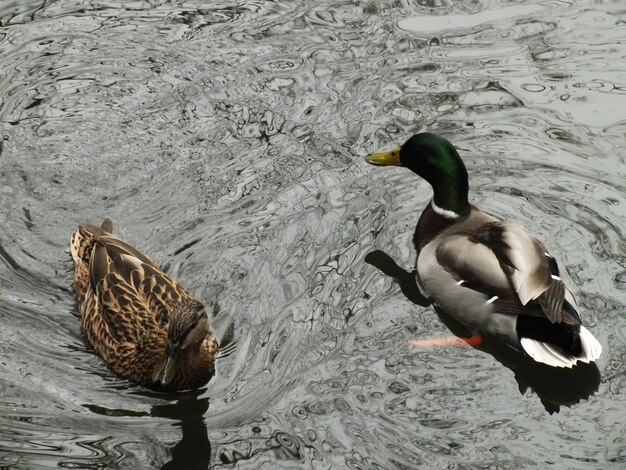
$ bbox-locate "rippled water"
[1,0,625,468]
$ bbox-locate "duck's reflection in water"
[365,250,601,414]
[83,389,212,467]
[151,390,211,470]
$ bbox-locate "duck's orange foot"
[409,335,483,347]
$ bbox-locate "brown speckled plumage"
[70,219,217,392]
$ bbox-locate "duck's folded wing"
[89,235,148,290]
[92,270,152,343]
[89,237,173,342]
[96,235,158,269]
[136,262,191,311]
[436,222,567,323]
[90,235,192,325]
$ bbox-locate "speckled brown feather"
[70,219,217,391]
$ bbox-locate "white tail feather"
[579,326,602,362]
[520,327,602,368]
[521,338,576,368]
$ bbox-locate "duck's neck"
[402,136,470,217]
[430,198,463,219]
[414,201,467,253]
[428,167,470,218]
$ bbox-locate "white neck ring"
[430,200,461,219]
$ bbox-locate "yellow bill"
[364,147,402,166]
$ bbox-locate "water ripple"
[1,0,625,468]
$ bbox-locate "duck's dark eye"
[182,316,210,350]
[168,300,206,341]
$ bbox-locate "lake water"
[1,0,625,468]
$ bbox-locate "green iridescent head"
[366,133,470,216]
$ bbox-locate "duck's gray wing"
[436,221,571,324]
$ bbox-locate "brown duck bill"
[152,350,179,386]
[364,147,402,166]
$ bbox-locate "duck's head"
[152,299,216,387]
[365,132,470,217]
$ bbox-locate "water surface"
[1,0,625,468]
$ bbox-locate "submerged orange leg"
[409,335,483,347]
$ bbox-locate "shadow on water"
[364,250,431,308]
[151,391,211,470]
[85,389,211,469]
[365,249,601,414]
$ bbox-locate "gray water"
[1,0,625,468]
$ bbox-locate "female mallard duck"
[365,133,602,368]
[70,218,218,391]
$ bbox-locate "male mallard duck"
[365,133,602,368]
[70,219,218,391]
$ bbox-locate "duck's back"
[70,219,187,385]
[416,206,601,367]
